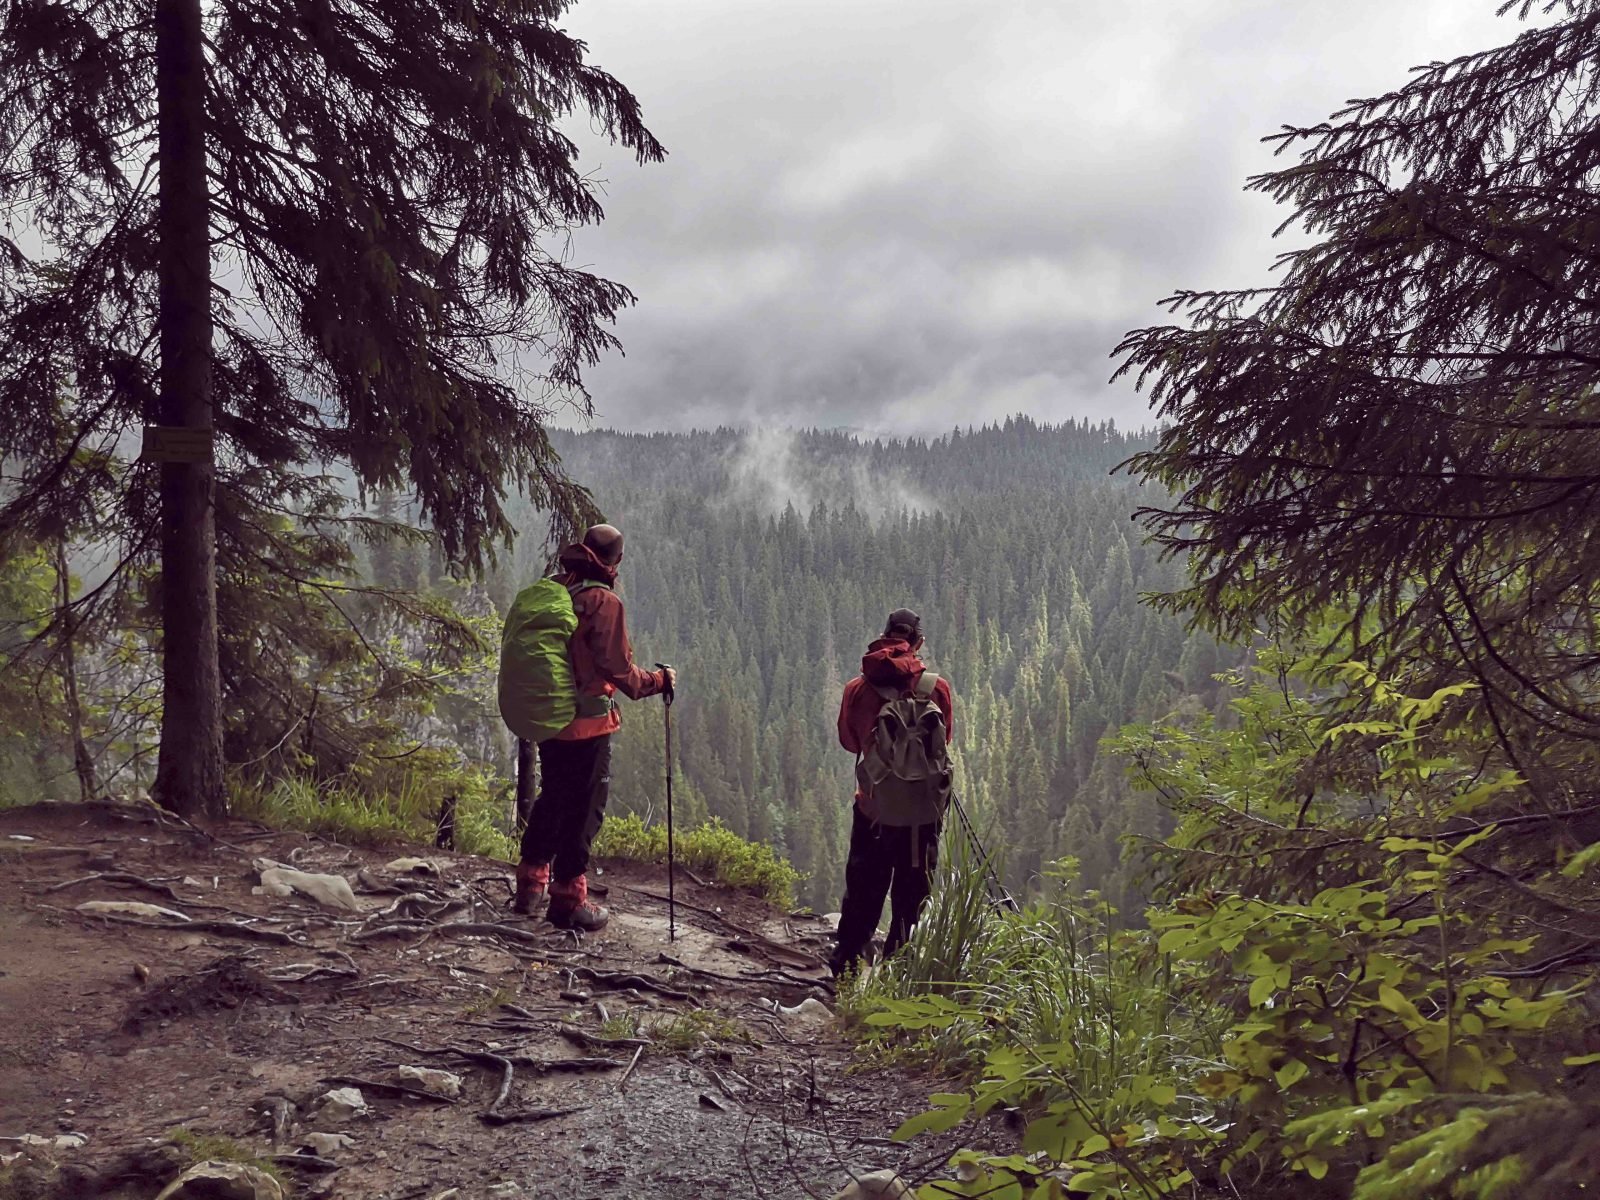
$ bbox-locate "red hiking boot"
[547,874,608,932]
[512,861,550,915]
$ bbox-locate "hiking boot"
[512,861,550,915]
[547,874,608,932]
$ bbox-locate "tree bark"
[54,541,98,804]
[149,0,224,818]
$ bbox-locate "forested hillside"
[4,417,1222,914]
[480,419,1227,910]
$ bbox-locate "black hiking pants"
[832,809,941,976]
[519,734,611,882]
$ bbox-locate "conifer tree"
[0,0,663,814]
[1116,2,1600,767]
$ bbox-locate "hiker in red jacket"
[513,524,675,931]
[831,607,955,977]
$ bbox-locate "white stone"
[383,857,440,875]
[12,1132,89,1150]
[315,1087,369,1121]
[154,1161,284,1200]
[831,1169,912,1200]
[394,1066,464,1098]
[300,1132,355,1156]
[254,866,361,912]
[759,996,834,1026]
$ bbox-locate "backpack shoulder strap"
[913,672,939,700]
[567,579,612,596]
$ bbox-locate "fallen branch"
[269,1153,339,1173]
[47,871,188,902]
[656,953,832,995]
[69,910,305,945]
[349,919,577,955]
[556,1026,652,1052]
[481,1051,515,1122]
[574,966,700,1005]
[365,893,468,924]
[513,1056,625,1073]
[482,1105,587,1127]
[265,963,360,983]
[43,872,264,919]
[264,1097,293,1148]
[317,1076,457,1104]
[616,1045,645,1093]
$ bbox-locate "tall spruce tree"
[1115,2,1600,776]
[0,0,663,814]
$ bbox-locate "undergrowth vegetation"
[851,655,1600,1200]
[591,812,800,907]
[230,774,799,904]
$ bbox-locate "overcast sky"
[556,1,1523,436]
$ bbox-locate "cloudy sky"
[556,0,1522,436]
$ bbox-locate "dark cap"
[583,523,624,565]
[884,607,922,639]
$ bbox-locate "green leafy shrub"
[865,654,1597,1199]
[591,811,799,906]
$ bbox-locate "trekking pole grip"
[656,661,675,705]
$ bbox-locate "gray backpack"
[856,672,952,827]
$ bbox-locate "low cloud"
[560,0,1525,434]
[722,427,937,520]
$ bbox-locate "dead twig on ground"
[516,1056,625,1073]
[656,953,831,995]
[349,919,577,957]
[269,1153,339,1173]
[616,1044,645,1093]
[483,1105,587,1126]
[263,1096,293,1148]
[42,872,266,919]
[481,1051,515,1122]
[556,1025,651,1051]
[62,908,306,945]
[574,965,700,1004]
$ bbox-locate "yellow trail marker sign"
[141,425,214,464]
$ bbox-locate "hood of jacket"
[556,541,619,586]
[860,637,926,691]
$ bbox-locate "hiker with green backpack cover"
[497,523,675,931]
[830,607,955,978]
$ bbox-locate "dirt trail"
[0,802,978,1199]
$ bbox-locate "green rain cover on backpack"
[497,579,602,743]
[855,671,953,827]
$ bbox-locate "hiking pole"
[952,793,1021,913]
[657,662,677,942]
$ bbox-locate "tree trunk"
[149,0,224,818]
[55,541,98,804]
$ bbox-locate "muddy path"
[0,802,989,1199]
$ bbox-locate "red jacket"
[553,543,667,741]
[839,637,955,818]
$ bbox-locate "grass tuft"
[166,1128,284,1184]
[645,1007,754,1053]
[846,839,1225,1125]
